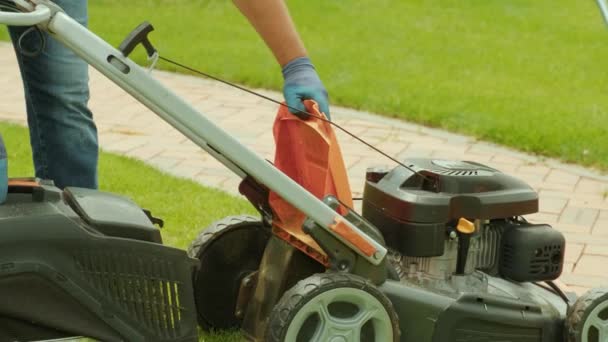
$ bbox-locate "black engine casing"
[500,222,565,282]
[362,158,539,257]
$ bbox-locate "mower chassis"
[380,277,567,341]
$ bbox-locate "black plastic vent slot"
[73,251,184,339]
[433,169,479,177]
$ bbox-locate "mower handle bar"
[0,1,388,265]
[0,3,50,26]
[598,0,608,26]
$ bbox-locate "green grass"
[1,122,249,341]
[3,1,608,170]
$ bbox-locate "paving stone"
[334,124,373,138]
[539,189,572,199]
[0,114,25,125]
[586,244,608,256]
[525,212,559,225]
[539,197,568,215]
[98,132,131,147]
[517,164,551,178]
[541,190,605,205]
[545,169,581,187]
[563,233,608,246]
[576,178,608,195]
[124,146,163,161]
[147,156,181,170]
[372,141,412,156]
[559,206,599,228]
[573,255,608,277]
[554,223,592,234]
[346,119,400,130]
[514,172,546,185]
[193,174,231,189]
[171,165,203,180]
[398,147,437,160]
[565,244,584,263]
[220,177,245,195]
[103,136,148,153]
[467,142,500,156]
[560,273,608,289]
[563,262,575,275]
[529,181,575,192]
[158,150,202,161]
[568,199,608,211]
[592,218,608,236]
[491,154,526,165]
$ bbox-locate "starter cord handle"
[119,21,157,58]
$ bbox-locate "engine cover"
[362,158,539,256]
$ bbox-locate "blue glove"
[282,56,330,120]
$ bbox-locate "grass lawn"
[1,122,249,341]
[3,0,608,170]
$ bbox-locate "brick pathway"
[1,42,607,295]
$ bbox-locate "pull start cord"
[157,56,437,186]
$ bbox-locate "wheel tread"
[187,214,259,258]
[266,272,401,342]
[566,287,608,342]
[187,214,265,330]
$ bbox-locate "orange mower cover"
[269,100,354,266]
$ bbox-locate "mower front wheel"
[266,272,400,342]
[566,287,608,342]
[188,215,270,331]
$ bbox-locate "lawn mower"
[1,1,608,341]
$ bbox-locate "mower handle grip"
[0,4,50,26]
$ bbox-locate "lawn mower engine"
[362,158,569,341]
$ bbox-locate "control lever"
[455,218,475,275]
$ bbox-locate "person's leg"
[9,0,98,189]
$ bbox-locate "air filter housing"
[500,223,565,282]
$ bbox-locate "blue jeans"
[8,0,98,189]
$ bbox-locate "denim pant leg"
[9,0,98,189]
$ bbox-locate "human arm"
[233,0,330,118]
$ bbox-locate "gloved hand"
[282,56,330,120]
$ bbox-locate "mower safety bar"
[0,2,387,265]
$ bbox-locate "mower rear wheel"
[188,215,270,330]
[566,287,608,342]
[265,272,400,342]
